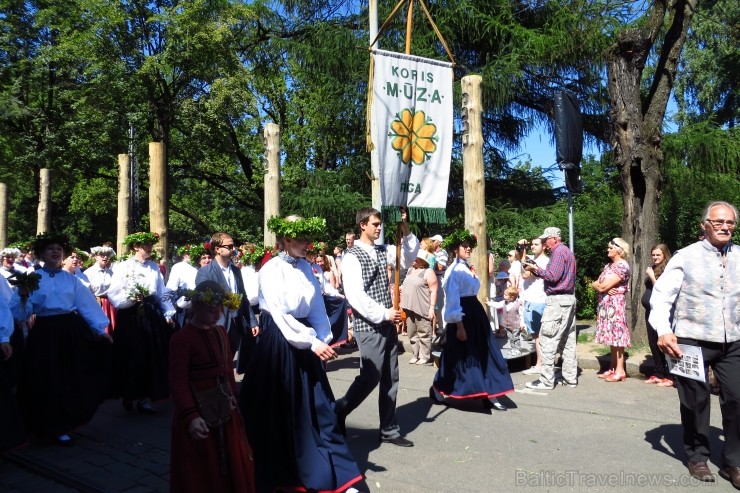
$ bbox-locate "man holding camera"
[522,227,577,390]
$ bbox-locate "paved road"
[1,341,735,493]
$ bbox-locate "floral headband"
[90,246,116,257]
[267,216,326,240]
[33,232,72,256]
[179,287,242,311]
[441,230,478,251]
[124,232,160,247]
[1,247,22,257]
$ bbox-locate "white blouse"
[258,256,332,351]
[0,286,13,342]
[9,269,110,334]
[442,258,481,323]
[107,258,175,318]
[83,264,114,297]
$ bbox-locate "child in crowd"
[491,261,512,338]
[489,286,522,356]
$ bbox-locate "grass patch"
[577,332,595,344]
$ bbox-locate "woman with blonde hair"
[592,237,631,382]
[240,216,362,493]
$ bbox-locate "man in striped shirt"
[523,227,578,391]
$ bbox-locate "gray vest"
[347,245,392,333]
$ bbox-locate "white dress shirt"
[342,234,418,324]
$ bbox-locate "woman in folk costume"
[84,245,117,333]
[0,280,25,452]
[167,243,202,329]
[107,232,175,414]
[169,280,255,493]
[430,230,514,412]
[1,247,28,387]
[240,216,362,493]
[9,233,112,446]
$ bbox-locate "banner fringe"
[382,206,447,225]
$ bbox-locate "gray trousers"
[336,322,401,438]
[539,294,577,386]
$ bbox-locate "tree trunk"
[606,0,699,345]
[461,75,489,306]
[0,183,7,249]
[263,123,281,248]
[37,168,51,234]
[149,142,168,275]
[117,154,130,258]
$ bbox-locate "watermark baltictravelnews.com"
[515,469,716,488]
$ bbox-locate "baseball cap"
[538,227,562,240]
[430,234,443,243]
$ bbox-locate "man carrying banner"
[335,207,418,447]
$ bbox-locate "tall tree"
[606,0,700,339]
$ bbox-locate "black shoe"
[122,399,134,412]
[483,398,507,411]
[339,340,357,349]
[380,435,414,447]
[137,400,157,414]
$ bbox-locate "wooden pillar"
[37,168,51,234]
[461,75,489,305]
[0,183,7,249]
[263,123,280,248]
[149,142,168,270]
[117,154,130,257]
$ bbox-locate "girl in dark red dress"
[169,280,255,493]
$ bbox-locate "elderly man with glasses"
[649,201,740,487]
[522,226,578,391]
[196,232,259,369]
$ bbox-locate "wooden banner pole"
[405,0,414,54]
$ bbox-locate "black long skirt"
[325,295,349,346]
[112,297,172,401]
[240,312,362,493]
[15,313,111,436]
[0,353,25,451]
[433,296,514,400]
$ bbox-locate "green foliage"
[266,216,327,240]
[660,124,740,249]
[674,0,739,127]
[576,277,598,320]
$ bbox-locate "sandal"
[597,369,615,379]
[656,378,675,387]
[605,373,627,382]
[644,375,661,384]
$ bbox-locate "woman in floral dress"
[592,237,631,382]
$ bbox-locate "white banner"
[370,49,453,224]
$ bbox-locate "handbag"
[189,328,235,429]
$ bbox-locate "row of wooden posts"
[0,76,489,303]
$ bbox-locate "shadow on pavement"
[643,423,725,467]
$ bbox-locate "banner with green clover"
[370,49,452,225]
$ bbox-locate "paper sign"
[667,344,706,382]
